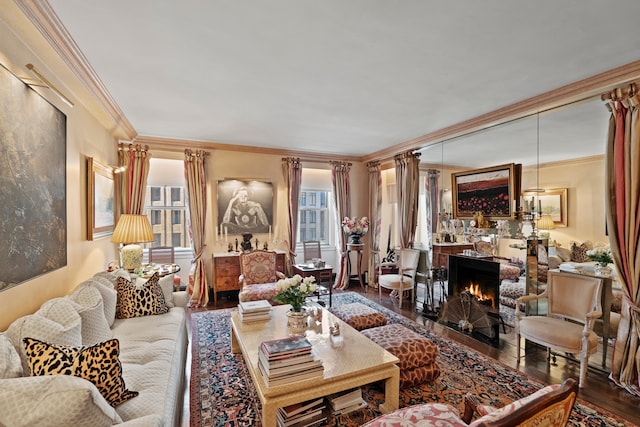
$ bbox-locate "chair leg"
[516,334,521,364]
[579,357,588,388]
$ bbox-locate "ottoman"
[362,323,440,388]
[330,302,387,331]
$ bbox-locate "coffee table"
[230,304,400,427]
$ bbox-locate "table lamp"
[111,214,155,271]
[536,214,555,239]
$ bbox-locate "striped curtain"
[367,161,382,288]
[394,151,421,249]
[184,149,209,308]
[282,157,302,276]
[117,142,151,215]
[331,161,351,289]
[605,90,640,395]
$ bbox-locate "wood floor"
[185,285,640,426]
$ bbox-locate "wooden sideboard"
[212,251,286,303]
[432,243,474,269]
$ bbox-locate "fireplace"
[440,254,501,344]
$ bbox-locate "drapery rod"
[25,64,74,107]
[601,82,639,101]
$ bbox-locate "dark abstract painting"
[0,64,67,290]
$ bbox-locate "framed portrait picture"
[452,163,519,221]
[87,157,115,240]
[217,180,273,235]
[523,188,568,227]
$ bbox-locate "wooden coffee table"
[230,304,400,427]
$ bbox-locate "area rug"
[190,292,634,426]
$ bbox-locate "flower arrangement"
[587,247,613,266]
[273,274,318,312]
[342,216,369,236]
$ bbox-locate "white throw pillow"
[6,298,82,373]
[0,375,122,426]
[0,333,22,379]
[69,286,113,346]
[80,279,117,327]
[135,274,175,308]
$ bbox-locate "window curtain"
[394,151,421,249]
[367,161,382,288]
[423,168,440,269]
[282,157,302,276]
[117,142,151,215]
[331,161,351,289]
[184,149,209,308]
[605,89,640,395]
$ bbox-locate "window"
[143,158,190,250]
[297,168,336,246]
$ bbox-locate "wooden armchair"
[362,378,578,427]
[237,250,286,303]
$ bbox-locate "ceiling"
[43,1,640,166]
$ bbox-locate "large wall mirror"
[421,95,609,249]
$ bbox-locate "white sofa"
[0,269,189,427]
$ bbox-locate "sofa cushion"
[81,278,118,326]
[0,333,22,378]
[137,274,175,308]
[23,337,138,407]
[116,273,170,319]
[69,285,113,346]
[6,298,82,374]
[0,375,123,427]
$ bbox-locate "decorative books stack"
[276,397,327,427]
[258,336,324,387]
[326,387,366,417]
[238,300,272,322]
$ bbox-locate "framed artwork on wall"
[523,188,568,227]
[0,63,67,290]
[452,163,520,221]
[87,157,115,240]
[217,179,273,235]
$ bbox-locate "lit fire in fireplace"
[464,282,495,308]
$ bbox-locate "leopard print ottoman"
[329,302,387,331]
[362,323,440,388]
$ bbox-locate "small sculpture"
[240,233,253,252]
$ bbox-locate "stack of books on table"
[326,387,366,417]
[276,397,327,427]
[238,299,272,322]
[258,336,324,387]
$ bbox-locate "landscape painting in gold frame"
[87,157,115,240]
[452,163,519,221]
[523,188,568,227]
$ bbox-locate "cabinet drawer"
[216,277,241,291]
[215,265,240,276]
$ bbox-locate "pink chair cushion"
[238,283,279,303]
[362,403,467,427]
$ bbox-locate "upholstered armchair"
[516,271,603,388]
[362,378,578,427]
[378,248,420,308]
[473,241,521,282]
[237,250,286,303]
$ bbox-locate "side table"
[346,243,366,291]
[292,264,333,307]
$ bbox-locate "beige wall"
[0,8,122,330]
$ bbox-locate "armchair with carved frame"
[237,250,286,303]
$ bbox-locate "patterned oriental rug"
[189,292,634,427]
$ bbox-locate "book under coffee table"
[230,304,400,427]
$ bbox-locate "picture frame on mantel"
[452,163,520,221]
[87,157,115,240]
[523,188,568,227]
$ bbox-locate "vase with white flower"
[273,275,318,335]
[342,216,369,244]
[587,247,614,275]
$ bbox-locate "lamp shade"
[537,214,555,230]
[111,214,155,244]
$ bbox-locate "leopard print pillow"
[115,273,169,319]
[570,242,590,263]
[22,337,138,406]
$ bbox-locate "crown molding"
[15,0,137,139]
[133,135,362,163]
